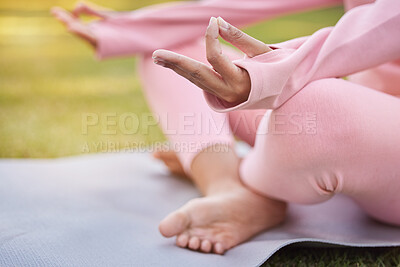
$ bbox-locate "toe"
[188,236,200,250]
[176,233,189,248]
[159,210,190,237]
[200,240,212,253]
[213,242,225,255]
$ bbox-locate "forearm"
[90,0,341,59]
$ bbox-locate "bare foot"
[153,151,189,179]
[159,180,286,254]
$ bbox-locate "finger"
[217,17,272,58]
[155,59,215,94]
[72,1,113,18]
[51,7,77,25]
[205,17,239,78]
[51,7,97,46]
[153,50,228,96]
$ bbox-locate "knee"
[271,79,362,154]
[268,78,358,176]
[241,79,354,202]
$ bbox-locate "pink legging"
[138,40,400,226]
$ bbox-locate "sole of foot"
[159,185,286,254]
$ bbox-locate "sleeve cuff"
[89,21,115,60]
[204,47,295,112]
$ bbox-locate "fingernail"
[217,17,229,30]
[152,51,159,59]
[208,16,217,27]
[153,58,166,67]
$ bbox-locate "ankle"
[203,177,242,196]
[190,144,241,195]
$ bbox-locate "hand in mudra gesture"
[51,2,113,47]
[153,17,271,105]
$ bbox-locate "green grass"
[263,246,400,267]
[0,1,399,265]
[0,4,345,158]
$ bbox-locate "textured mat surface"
[0,152,399,267]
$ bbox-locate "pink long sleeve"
[89,0,341,59]
[205,0,400,112]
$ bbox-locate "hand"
[152,17,271,104]
[51,2,113,47]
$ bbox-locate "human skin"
[151,0,400,224]
[52,0,400,254]
[51,4,288,254]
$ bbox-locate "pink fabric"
[89,0,340,59]
[204,0,400,111]
[138,41,236,171]
[90,0,400,225]
[347,60,400,96]
[240,78,400,225]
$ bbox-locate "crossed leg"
[157,78,400,253]
[51,2,400,254]
[240,78,400,225]
[139,41,288,254]
[139,39,400,253]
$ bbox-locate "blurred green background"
[1,1,400,265]
[0,0,344,158]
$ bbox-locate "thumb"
[217,17,271,58]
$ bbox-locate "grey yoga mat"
[0,150,399,267]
